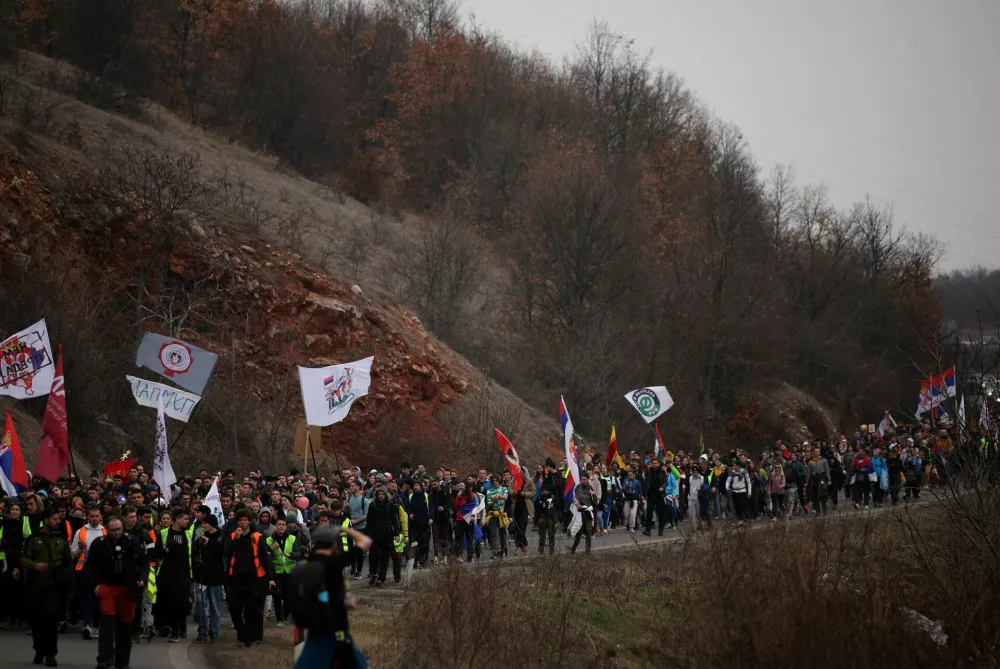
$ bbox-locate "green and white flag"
[624,386,674,423]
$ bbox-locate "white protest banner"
[126,375,201,422]
[152,401,177,492]
[204,476,225,527]
[0,319,55,399]
[298,356,374,427]
[624,386,674,423]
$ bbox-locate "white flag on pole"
[624,386,674,423]
[0,319,55,399]
[297,356,374,427]
[152,401,176,492]
[958,396,966,428]
[980,399,991,430]
[204,476,225,526]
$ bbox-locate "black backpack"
[286,560,333,630]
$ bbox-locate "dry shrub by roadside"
[365,506,996,669]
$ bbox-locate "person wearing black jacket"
[152,510,192,643]
[364,487,400,587]
[223,509,275,647]
[429,479,452,565]
[193,515,225,643]
[642,460,669,536]
[87,515,148,669]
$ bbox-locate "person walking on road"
[570,472,596,554]
[21,506,74,667]
[86,515,148,669]
[193,514,225,643]
[224,509,275,647]
[265,515,300,628]
[153,509,193,642]
[71,505,106,640]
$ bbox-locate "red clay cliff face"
[0,142,503,470]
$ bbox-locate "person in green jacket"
[265,517,302,627]
[21,506,74,667]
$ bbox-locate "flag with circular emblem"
[624,386,674,423]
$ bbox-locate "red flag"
[103,458,136,481]
[493,427,525,493]
[36,345,69,482]
[606,425,619,469]
[1,409,30,491]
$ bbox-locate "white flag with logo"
[624,386,674,423]
[204,476,225,526]
[152,401,176,492]
[298,356,374,427]
[0,319,55,399]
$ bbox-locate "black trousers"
[272,572,289,623]
[571,510,593,553]
[98,616,133,667]
[454,521,474,560]
[229,575,265,644]
[368,540,391,582]
[537,512,557,554]
[644,496,668,530]
[159,576,190,635]
[30,589,64,658]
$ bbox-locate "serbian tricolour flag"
[877,409,896,437]
[654,423,666,457]
[493,428,525,493]
[560,397,580,504]
[0,409,29,496]
[916,367,956,417]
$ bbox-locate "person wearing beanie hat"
[194,513,225,643]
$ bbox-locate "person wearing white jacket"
[70,505,106,640]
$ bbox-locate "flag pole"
[326,426,343,477]
[167,403,200,455]
[304,428,310,477]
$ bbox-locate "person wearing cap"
[293,522,372,669]
[21,506,74,667]
[193,513,225,643]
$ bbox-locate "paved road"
[0,622,203,669]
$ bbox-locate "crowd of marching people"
[0,420,994,667]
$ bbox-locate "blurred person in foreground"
[293,524,372,669]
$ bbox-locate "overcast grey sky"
[462,0,1000,272]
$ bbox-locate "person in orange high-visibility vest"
[70,505,106,640]
[223,509,275,648]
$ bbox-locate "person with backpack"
[290,524,372,669]
[224,509,275,647]
[726,462,751,522]
[346,482,369,580]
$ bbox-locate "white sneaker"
[276,621,285,628]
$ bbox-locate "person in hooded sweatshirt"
[256,509,275,538]
[364,487,400,587]
[407,480,432,568]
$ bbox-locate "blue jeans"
[196,584,223,638]
[602,493,615,529]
